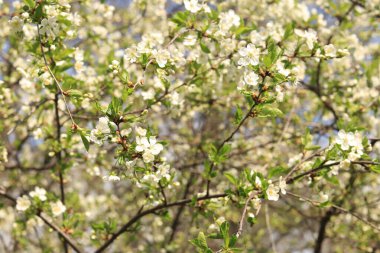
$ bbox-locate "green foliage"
[256,104,284,118]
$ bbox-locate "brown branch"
[236,191,260,238]
[168,173,194,243]
[94,193,227,253]
[286,160,379,185]
[206,87,265,196]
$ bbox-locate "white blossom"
[250,30,266,47]
[29,187,47,201]
[335,130,363,154]
[50,201,66,217]
[39,17,59,39]
[184,0,202,13]
[136,136,164,163]
[324,44,336,57]
[266,183,280,201]
[238,44,260,66]
[9,16,23,33]
[252,197,261,209]
[276,61,290,76]
[120,128,132,136]
[136,127,147,136]
[153,49,170,68]
[103,175,121,181]
[183,34,197,46]
[243,71,259,86]
[141,88,155,100]
[278,176,287,195]
[294,29,317,50]
[124,46,140,63]
[95,117,113,134]
[319,192,329,202]
[16,195,31,211]
[219,10,240,33]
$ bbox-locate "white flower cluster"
[108,60,120,74]
[183,0,210,14]
[238,43,260,67]
[50,201,67,217]
[266,177,287,201]
[218,10,240,34]
[39,17,59,40]
[123,32,172,68]
[237,43,260,90]
[251,172,286,202]
[135,127,164,163]
[329,130,370,174]
[139,163,171,187]
[294,29,317,50]
[29,187,47,201]
[15,187,66,217]
[74,48,85,73]
[90,117,117,145]
[9,16,24,33]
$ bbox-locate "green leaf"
[219,144,231,157]
[220,221,230,247]
[235,26,254,37]
[107,97,123,119]
[234,106,243,124]
[283,22,295,40]
[200,41,211,54]
[268,166,287,179]
[119,69,129,83]
[207,143,231,165]
[326,145,339,160]
[369,164,380,173]
[190,232,210,252]
[79,132,90,152]
[229,234,238,247]
[247,216,257,225]
[33,3,44,22]
[257,105,283,118]
[244,94,255,106]
[171,11,189,26]
[263,38,279,67]
[197,232,208,249]
[302,128,320,150]
[23,0,35,8]
[319,201,331,208]
[66,89,83,98]
[224,172,238,186]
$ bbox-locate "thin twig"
[287,192,380,232]
[265,204,278,253]
[36,24,76,127]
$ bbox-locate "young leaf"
[257,105,283,118]
[234,106,243,124]
[79,132,90,152]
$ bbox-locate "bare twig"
[36,24,76,127]
[287,192,380,232]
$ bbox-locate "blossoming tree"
[0,0,379,252]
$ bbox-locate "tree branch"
[0,189,83,253]
[94,193,227,253]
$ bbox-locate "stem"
[206,90,264,196]
[37,24,76,127]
